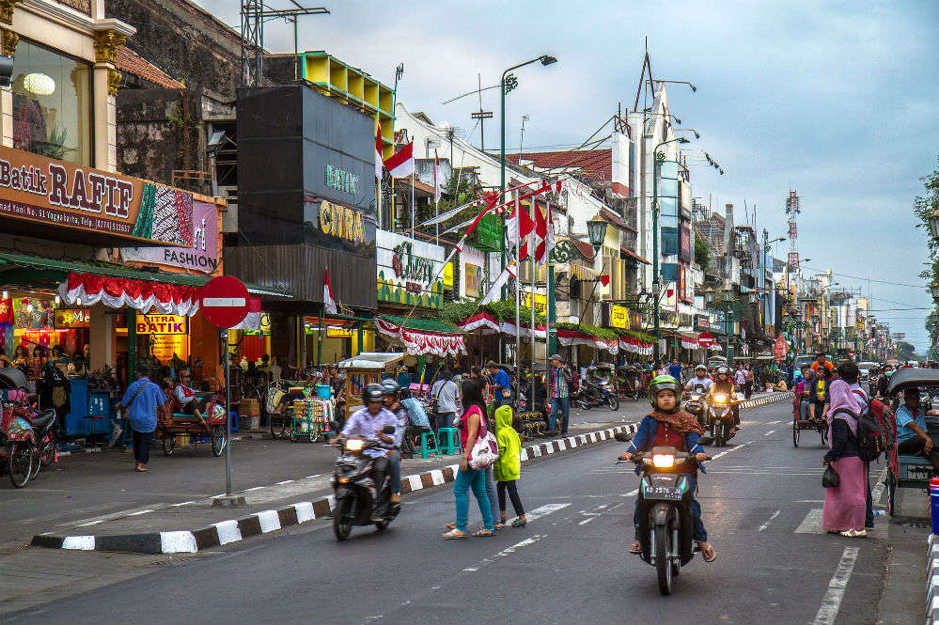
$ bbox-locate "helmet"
[648,374,680,408]
[380,378,400,396]
[362,383,384,404]
[695,364,707,373]
[716,365,730,377]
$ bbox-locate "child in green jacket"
[493,405,527,527]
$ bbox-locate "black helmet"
[380,378,400,396]
[362,383,384,404]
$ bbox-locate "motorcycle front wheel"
[8,442,33,488]
[606,395,620,411]
[333,498,354,541]
[654,522,674,595]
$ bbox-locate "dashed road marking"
[711,441,753,460]
[764,430,776,436]
[812,546,860,625]
[759,510,781,532]
[795,508,824,534]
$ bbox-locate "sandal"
[494,522,504,530]
[442,529,468,540]
[472,529,495,537]
[628,540,642,554]
[444,523,456,530]
[699,543,716,562]
[135,466,148,472]
[512,518,527,528]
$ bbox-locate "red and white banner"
[375,317,466,357]
[433,150,442,203]
[323,267,337,315]
[383,141,414,178]
[618,335,653,356]
[680,334,699,350]
[458,311,501,335]
[557,328,619,354]
[375,126,384,179]
[58,271,200,316]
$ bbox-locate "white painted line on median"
[215,520,242,545]
[170,501,195,508]
[812,546,860,625]
[161,531,198,554]
[276,480,294,485]
[76,519,105,527]
[256,510,281,533]
[245,486,265,492]
[525,503,571,522]
[871,465,887,507]
[759,510,781,532]
[126,509,154,517]
[62,536,95,550]
[764,430,776,436]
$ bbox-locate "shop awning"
[59,271,202,317]
[457,312,546,340]
[375,315,466,357]
[680,334,699,350]
[621,246,650,265]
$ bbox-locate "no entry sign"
[200,276,249,329]
[697,332,715,349]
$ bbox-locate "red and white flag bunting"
[375,125,384,179]
[324,268,338,315]
[58,272,200,316]
[383,141,414,178]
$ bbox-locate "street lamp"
[651,135,691,367]
[654,79,697,92]
[500,54,557,273]
[675,128,700,140]
[586,217,608,253]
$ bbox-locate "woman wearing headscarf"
[822,379,867,537]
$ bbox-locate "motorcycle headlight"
[345,439,364,452]
[713,393,727,403]
[691,394,700,401]
[652,454,675,468]
[338,477,350,484]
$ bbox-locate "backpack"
[832,405,886,463]
[866,396,896,448]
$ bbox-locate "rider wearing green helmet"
[619,373,715,562]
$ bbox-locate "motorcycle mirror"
[613,431,632,442]
[382,424,396,434]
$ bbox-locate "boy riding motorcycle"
[708,365,740,431]
[620,375,716,562]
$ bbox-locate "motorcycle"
[27,407,57,479]
[328,423,400,540]
[574,379,620,411]
[616,441,708,595]
[704,392,737,447]
[681,387,707,428]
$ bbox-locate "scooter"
[617,444,708,595]
[681,386,708,428]
[704,392,737,447]
[328,423,400,540]
[574,379,620,411]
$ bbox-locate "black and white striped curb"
[739,391,793,410]
[31,424,637,555]
[926,534,939,624]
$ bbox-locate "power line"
[801,264,925,289]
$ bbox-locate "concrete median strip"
[926,535,939,625]
[31,423,638,555]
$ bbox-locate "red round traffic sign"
[697,332,715,349]
[199,276,250,329]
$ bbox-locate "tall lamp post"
[651,136,690,367]
[499,54,556,274]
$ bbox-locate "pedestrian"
[443,379,496,539]
[822,378,867,537]
[116,366,166,473]
[494,404,527,528]
[668,359,682,383]
[396,365,412,395]
[735,364,746,392]
[547,354,572,435]
[744,365,754,399]
[839,361,875,530]
[429,369,459,434]
[487,360,512,409]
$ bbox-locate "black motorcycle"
[618,443,707,595]
[328,423,400,540]
[681,386,708,428]
[574,379,620,411]
[704,391,737,447]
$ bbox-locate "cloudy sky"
[197,0,939,351]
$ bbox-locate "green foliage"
[914,155,939,340]
[896,341,918,361]
[557,322,616,341]
[694,233,711,271]
[437,298,546,328]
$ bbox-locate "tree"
[896,341,917,362]
[694,233,711,271]
[914,155,939,343]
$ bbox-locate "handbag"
[822,463,840,488]
[466,407,499,470]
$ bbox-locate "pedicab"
[157,388,228,457]
[0,368,37,487]
[885,368,939,516]
[336,352,406,421]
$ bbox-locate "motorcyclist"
[619,375,715,562]
[380,379,406,506]
[329,383,397,521]
[684,364,713,393]
[707,365,740,431]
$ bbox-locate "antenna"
[241,1,330,87]
[786,189,801,269]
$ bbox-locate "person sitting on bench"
[896,387,939,473]
[174,370,207,428]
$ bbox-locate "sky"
[195,0,939,351]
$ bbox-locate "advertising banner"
[122,200,219,273]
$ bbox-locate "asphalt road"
[0,399,644,545]
[4,400,893,625]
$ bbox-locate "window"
[12,39,93,166]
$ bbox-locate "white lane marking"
[579,516,597,525]
[525,503,571,522]
[126,509,153,517]
[76,519,105,527]
[759,510,781,532]
[625,489,639,496]
[276,480,294,485]
[870,465,887,507]
[766,420,781,425]
[795,508,824,534]
[711,441,753,460]
[463,535,546,572]
[764,430,776,436]
[812,546,860,625]
[245,486,265,491]
[170,501,195,508]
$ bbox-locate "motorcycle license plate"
[646,486,682,500]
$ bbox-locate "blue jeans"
[484,465,500,523]
[387,450,401,494]
[633,475,707,543]
[800,400,811,419]
[454,466,494,532]
[434,412,455,433]
[549,396,570,433]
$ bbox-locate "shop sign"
[392,241,435,284]
[135,313,188,335]
[327,326,354,339]
[0,146,193,245]
[464,263,483,298]
[524,292,547,314]
[324,165,359,196]
[377,229,445,308]
[121,200,219,274]
[54,309,90,329]
[694,314,710,330]
[317,200,366,245]
[611,304,627,329]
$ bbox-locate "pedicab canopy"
[336,352,406,418]
[887,368,939,395]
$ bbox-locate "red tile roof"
[114,46,184,90]
[505,149,612,182]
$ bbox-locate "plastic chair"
[418,430,440,459]
[437,427,461,455]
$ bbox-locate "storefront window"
[11,39,93,166]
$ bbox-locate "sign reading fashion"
[121,200,220,274]
[0,146,192,245]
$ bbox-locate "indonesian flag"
[506,197,535,256]
[375,125,383,179]
[434,150,442,203]
[480,258,518,305]
[323,267,337,315]
[384,141,414,178]
[535,201,556,266]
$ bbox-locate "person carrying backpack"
[822,379,867,537]
[840,361,881,529]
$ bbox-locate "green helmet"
[648,374,680,408]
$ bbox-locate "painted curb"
[927,534,939,625]
[31,423,638,555]
[739,391,793,410]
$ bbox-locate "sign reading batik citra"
[135,313,188,335]
[318,200,366,245]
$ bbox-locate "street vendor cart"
[336,352,406,421]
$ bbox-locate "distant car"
[858,361,878,382]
